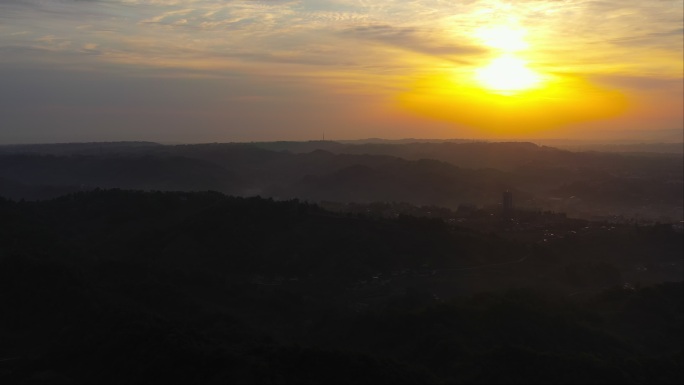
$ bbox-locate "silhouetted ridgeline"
[0,141,161,155]
[0,141,681,221]
[0,190,682,383]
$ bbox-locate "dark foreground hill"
[1,190,681,384]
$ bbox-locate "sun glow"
[398,73,628,136]
[473,25,543,94]
[475,26,529,52]
[474,55,541,94]
[398,22,629,134]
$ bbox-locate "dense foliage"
[0,190,681,383]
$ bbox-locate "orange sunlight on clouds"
[398,73,629,137]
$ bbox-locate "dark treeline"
[1,190,681,383]
[0,141,681,222]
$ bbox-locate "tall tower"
[503,190,513,218]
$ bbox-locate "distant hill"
[0,154,240,199]
[0,140,681,222]
[536,141,684,154]
[0,141,162,155]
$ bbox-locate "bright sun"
[473,26,543,95]
[475,55,541,94]
[400,26,629,134]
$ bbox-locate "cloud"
[140,8,196,24]
[1,0,680,78]
[342,24,485,60]
[609,28,684,49]
[593,74,683,90]
[81,42,100,54]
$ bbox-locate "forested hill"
[1,141,682,221]
[1,190,682,383]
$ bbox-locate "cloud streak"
[2,0,680,77]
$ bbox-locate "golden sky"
[0,0,682,143]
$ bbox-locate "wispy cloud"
[0,0,681,142]
[1,0,680,78]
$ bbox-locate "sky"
[0,0,682,143]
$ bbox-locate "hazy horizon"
[2,131,683,147]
